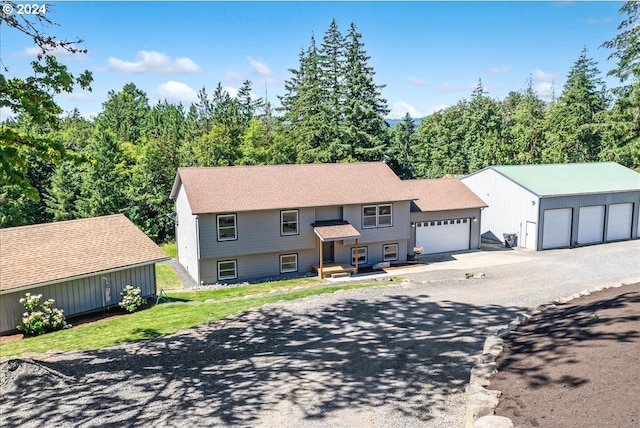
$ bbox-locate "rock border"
[465,283,627,428]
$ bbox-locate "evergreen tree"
[342,23,390,161]
[96,83,150,145]
[386,112,417,178]
[542,48,610,163]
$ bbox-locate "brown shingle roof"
[0,214,169,292]
[171,162,416,214]
[405,178,487,212]
[314,224,361,242]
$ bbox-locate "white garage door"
[542,208,572,249]
[415,219,470,254]
[607,203,633,241]
[577,205,605,245]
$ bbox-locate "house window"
[383,244,399,261]
[280,254,298,273]
[217,214,237,241]
[362,204,393,228]
[218,260,237,280]
[281,210,299,236]
[351,246,368,265]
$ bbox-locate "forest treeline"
[1,4,638,243]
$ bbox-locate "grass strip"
[0,281,386,357]
[156,263,183,290]
[166,277,323,302]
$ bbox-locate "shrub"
[119,285,146,313]
[18,293,68,336]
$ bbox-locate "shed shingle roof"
[0,214,169,292]
[488,162,640,196]
[171,162,416,214]
[405,178,487,212]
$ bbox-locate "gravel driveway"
[1,241,638,428]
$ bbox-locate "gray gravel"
[1,240,638,428]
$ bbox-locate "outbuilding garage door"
[542,208,572,249]
[607,203,633,241]
[415,219,470,254]
[577,205,605,245]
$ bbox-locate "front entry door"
[322,241,334,263]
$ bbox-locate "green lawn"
[160,241,177,259]
[0,281,389,357]
[156,263,183,290]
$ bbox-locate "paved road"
[1,241,638,428]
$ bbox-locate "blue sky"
[1,1,625,120]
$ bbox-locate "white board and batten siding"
[462,168,539,247]
[0,264,157,333]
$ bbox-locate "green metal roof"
[491,162,640,197]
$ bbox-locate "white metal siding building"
[462,162,640,250]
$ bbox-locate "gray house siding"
[462,168,539,247]
[315,206,343,221]
[200,249,319,284]
[537,191,640,250]
[198,208,316,259]
[342,201,411,244]
[175,184,200,284]
[409,208,483,250]
[0,264,157,333]
[333,239,409,266]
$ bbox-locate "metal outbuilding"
[461,162,640,250]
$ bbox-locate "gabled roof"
[405,178,487,212]
[171,162,416,214]
[468,162,640,197]
[0,214,169,292]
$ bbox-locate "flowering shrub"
[18,293,68,336]
[119,285,146,313]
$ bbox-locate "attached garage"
[406,178,486,255]
[415,218,471,254]
[542,208,572,249]
[462,162,640,251]
[578,205,605,245]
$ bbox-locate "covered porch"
[312,221,361,279]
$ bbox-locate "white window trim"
[362,204,393,228]
[383,243,399,261]
[280,254,298,273]
[351,246,368,265]
[217,214,237,241]
[281,210,299,236]
[217,260,237,280]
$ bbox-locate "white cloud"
[247,56,272,77]
[388,101,423,120]
[488,66,511,75]
[222,86,239,98]
[426,104,449,115]
[157,81,199,104]
[437,82,473,93]
[585,16,612,24]
[535,82,558,99]
[406,76,427,87]
[107,51,201,74]
[16,45,85,58]
[532,68,556,83]
[0,106,15,122]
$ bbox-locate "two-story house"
[170,162,417,284]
